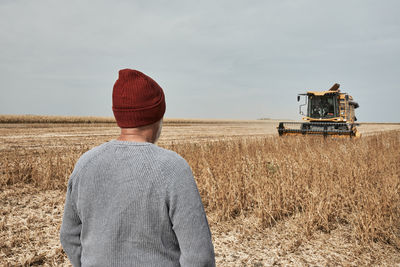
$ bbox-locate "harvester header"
[277,83,360,137]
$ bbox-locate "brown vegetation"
[0,114,117,124]
[3,131,400,243]
[0,114,273,125]
[1,128,400,265]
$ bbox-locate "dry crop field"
[1,115,400,266]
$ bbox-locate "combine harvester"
[277,83,360,137]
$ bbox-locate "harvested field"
[0,120,279,151]
[1,118,399,151]
[1,117,400,266]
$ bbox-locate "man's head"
[112,69,166,143]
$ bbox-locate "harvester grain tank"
[277,83,360,137]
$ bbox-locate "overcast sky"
[1,0,399,122]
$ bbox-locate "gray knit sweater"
[60,140,215,267]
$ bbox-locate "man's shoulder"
[151,146,193,182]
[153,146,196,192]
[71,142,110,177]
[152,146,189,168]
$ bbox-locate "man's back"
[60,139,215,267]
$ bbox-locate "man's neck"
[117,134,150,143]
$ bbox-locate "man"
[60,69,215,267]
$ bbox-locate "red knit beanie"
[112,69,166,128]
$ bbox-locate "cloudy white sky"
[1,0,399,122]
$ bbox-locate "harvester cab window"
[308,96,336,119]
[326,98,335,115]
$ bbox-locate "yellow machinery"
[277,83,360,137]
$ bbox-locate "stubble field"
[1,116,400,266]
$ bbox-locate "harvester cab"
[277,83,360,137]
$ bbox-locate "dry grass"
[1,126,400,266]
[171,132,400,247]
[0,114,117,124]
[0,114,273,125]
